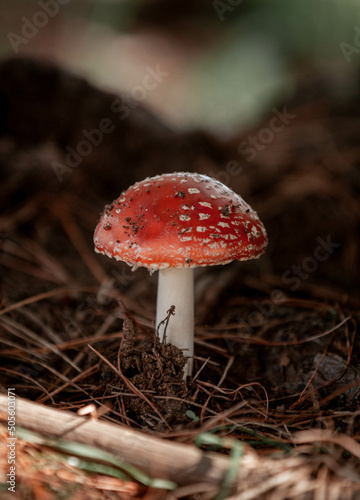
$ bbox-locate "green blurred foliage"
[1,0,360,131]
[191,0,360,130]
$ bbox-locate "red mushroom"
[94,172,267,377]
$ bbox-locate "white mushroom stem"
[156,267,194,378]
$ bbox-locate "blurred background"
[1,0,360,133]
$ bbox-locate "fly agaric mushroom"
[94,172,267,378]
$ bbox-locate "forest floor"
[0,58,360,499]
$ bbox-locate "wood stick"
[0,395,235,488]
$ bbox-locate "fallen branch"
[0,394,235,488]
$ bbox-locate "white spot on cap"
[188,188,200,194]
[182,204,190,210]
[196,226,207,232]
[180,236,192,242]
[205,185,212,189]
[179,214,191,221]
[199,213,210,220]
[218,222,230,228]
[199,201,212,208]
[180,178,188,183]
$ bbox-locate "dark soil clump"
[96,319,190,430]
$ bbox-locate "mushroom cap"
[94,172,268,270]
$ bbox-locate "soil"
[94,318,190,431]
[0,57,360,498]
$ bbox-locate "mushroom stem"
[156,267,194,377]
